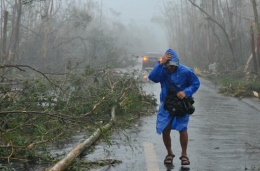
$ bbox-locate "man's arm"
[148,53,171,83]
[148,62,164,83]
[183,71,200,97]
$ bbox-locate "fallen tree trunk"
[47,107,116,171]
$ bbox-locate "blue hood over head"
[165,49,179,66]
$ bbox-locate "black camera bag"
[164,88,195,117]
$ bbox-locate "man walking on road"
[148,49,200,166]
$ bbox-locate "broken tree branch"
[47,107,116,171]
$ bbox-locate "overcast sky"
[101,0,161,24]
[99,0,168,52]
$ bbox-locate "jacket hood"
[165,49,179,66]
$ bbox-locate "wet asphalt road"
[86,77,260,171]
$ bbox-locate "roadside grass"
[196,68,260,99]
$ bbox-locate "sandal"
[179,156,190,165]
[164,154,175,165]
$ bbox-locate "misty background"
[1,1,260,170]
[100,0,169,51]
[0,0,259,73]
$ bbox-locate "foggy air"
[1,0,260,170]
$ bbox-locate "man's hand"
[160,53,172,65]
[177,91,186,99]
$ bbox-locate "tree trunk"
[252,0,260,72]
[250,21,258,72]
[47,107,116,171]
[212,0,216,63]
[180,0,185,60]
[8,0,22,64]
[2,10,8,65]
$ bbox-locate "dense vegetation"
[0,63,157,170]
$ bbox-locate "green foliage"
[0,164,17,171]
[205,71,260,98]
[0,65,156,165]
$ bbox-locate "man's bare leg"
[162,119,174,164]
[179,130,189,164]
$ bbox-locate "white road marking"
[143,142,160,171]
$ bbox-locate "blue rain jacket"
[148,49,200,134]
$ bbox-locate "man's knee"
[179,130,188,135]
[163,127,171,135]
